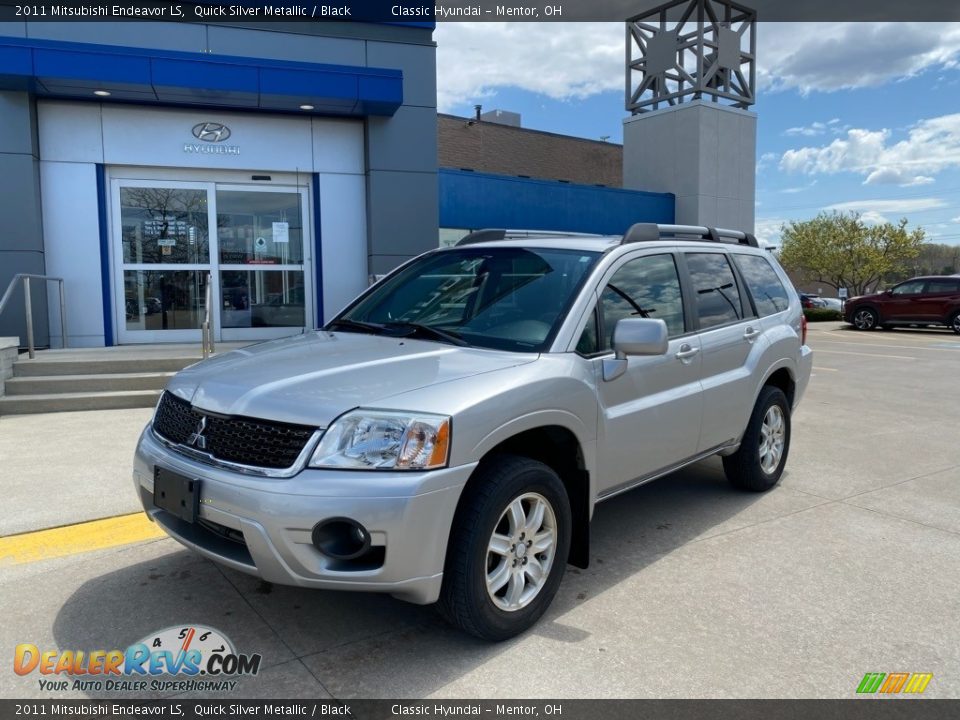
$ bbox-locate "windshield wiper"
[326,318,386,334]
[383,322,468,346]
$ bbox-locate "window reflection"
[217,191,303,266]
[124,271,206,331]
[221,270,306,328]
[121,188,209,264]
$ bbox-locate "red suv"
[844,275,960,333]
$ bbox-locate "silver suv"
[134,224,812,641]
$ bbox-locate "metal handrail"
[0,274,67,359]
[201,273,215,359]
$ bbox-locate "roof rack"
[456,229,605,246]
[621,223,759,248]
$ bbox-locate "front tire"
[723,386,791,492]
[438,455,571,641]
[852,307,878,330]
[951,311,960,335]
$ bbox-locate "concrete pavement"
[1,322,958,699]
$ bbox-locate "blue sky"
[435,22,960,247]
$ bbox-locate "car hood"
[166,331,538,427]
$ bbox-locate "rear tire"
[438,455,571,641]
[723,386,791,492]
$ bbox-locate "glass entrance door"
[112,179,312,344]
[114,181,213,344]
[215,186,310,343]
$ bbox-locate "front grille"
[153,392,317,470]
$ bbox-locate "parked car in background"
[799,293,824,309]
[817,297,842,312]
[844,275,960,333]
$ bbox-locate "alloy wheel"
[485,493,557,612]
[853,309,876,330]
[759,405,786,475]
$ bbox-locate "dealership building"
[0,6,755,349]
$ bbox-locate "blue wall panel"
[439,169,674,235]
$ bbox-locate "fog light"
[311,518,371,560]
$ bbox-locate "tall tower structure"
[623,0,757,231]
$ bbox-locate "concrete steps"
[0,343,250,416]
[11,357,193,377]
[4,371,175,395]
[0,351,205,415]
[0,389,164,414]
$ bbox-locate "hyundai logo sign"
[192,122,231,143]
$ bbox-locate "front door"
[590,252,703,495]
[113,179,312,344]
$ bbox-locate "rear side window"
[733,254,791,317]
[685,253,744,329]
[928,278,960,293]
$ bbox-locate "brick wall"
[438,114,623,187]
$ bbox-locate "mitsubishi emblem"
[186,416,208,450]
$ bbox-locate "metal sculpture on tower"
[626,0,757,114]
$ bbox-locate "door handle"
[675,344,699,363]
[743,326,761,342]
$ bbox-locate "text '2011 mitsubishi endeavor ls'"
[134,223,813,641]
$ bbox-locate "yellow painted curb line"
[0,513,166,566]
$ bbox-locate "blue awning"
[0,36,403,116]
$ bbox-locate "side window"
[732,254,791,317]
[685,252,745,330]
[928,279,960,294]
[578,254,685,353]
[892,280,926,295]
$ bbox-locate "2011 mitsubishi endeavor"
[133,223,813,641]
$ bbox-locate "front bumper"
[133,426,475,604]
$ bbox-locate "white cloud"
[781,181,817,194]
[435,23,623,111]
[824,198,947,217]
[858,211,890,225]
[784,122,827,137]
[758,23,960,95]
[780,113,960,186]
[756,151,778,173]
[754,217,786,247]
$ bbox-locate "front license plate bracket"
[153,467,200,523]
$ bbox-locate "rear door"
[583,252,703,495]
[681,250,759,453]
[916,277,960,322]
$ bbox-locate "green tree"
[778,211,925,296]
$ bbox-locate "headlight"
[309,410,451,470]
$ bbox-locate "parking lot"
[1,322,958,699]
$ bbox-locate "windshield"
[330,247,601,352]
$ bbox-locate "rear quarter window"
[732,254,791,317]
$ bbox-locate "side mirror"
[612,318,669,358]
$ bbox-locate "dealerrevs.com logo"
[14,625,261,693]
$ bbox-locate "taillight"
[801,314,808,345]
